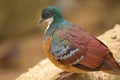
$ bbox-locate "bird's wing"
[50,25,111,71]
[50,26,120,71]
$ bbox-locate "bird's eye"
[46,12,51,17]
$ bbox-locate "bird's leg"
[55,71,75,80]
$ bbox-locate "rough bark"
[16,24,120,80]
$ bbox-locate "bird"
[38,6,120,76]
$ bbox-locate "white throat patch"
[45,17,54,33]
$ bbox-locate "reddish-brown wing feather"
[79,38,108,69]
[56,25,120,73]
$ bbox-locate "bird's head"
[38,6,63,25]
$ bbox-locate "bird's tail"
[101,53,120,75]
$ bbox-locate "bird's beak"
[37,18,44,26]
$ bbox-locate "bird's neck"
[44,17,67,40]
[44,17,54,33]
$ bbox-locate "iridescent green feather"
[52,33,61,43]
[52,32,70,45]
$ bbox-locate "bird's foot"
[55,71,75,80]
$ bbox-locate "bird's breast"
[42,35,88,73]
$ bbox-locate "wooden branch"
[16,24,120,80]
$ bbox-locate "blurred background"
[0,0,120,80]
